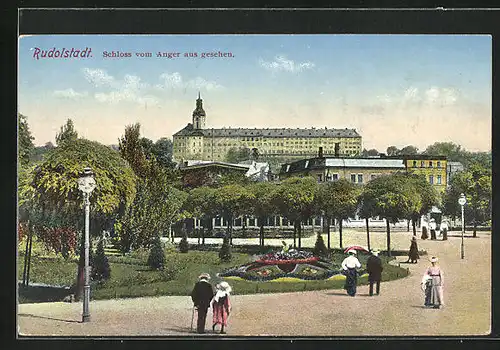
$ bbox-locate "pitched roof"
[280,157,405,173]
[173,125,361,138]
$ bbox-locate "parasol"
[343,245,369,254]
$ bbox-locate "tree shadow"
[18,313,81,323]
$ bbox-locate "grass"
[17,246,409,303]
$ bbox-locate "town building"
[399,155,448,193]
[172,94,363,163]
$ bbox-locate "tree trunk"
[298,221,302,249]
[473,222,477,238]
[339,218,343,249]
[327,217,331,250]
[22,224,30,286]
[412,218,417,236]
[365,217,370,252]
[201,225,205,246]
[293,220,297,248]
[386,218,391,257]
[26,228,34,287]
[407,220,410,232]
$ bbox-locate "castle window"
[412,161,417,167]
[429,161,433,167]
[437,175,442,184]
[429,175,434,184]
[421,161,425,168]
[437,161,441,168]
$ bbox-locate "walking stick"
[191,306,196,331]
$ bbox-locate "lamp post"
[78,167,96,322]
[458,193,467,259]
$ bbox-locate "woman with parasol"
[341,249,362,297]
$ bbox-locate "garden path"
[18,231,491,336]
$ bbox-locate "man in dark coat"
[366,249,383,296]
[191,273,215,333]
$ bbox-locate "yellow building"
[401,155,448,193]
[172,95,363,163]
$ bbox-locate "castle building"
[172,95,363,163]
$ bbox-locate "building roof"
[179,160,250,171]
[174,125,361,138]
[280,156,405,174]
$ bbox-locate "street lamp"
[458,193,467,259]
[78,167,96,322]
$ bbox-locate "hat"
[411,236,417,241]
[348,250,357,255]
[198,273,211,280]
[218,281,232,293]
[430,256,438,263]
[371,249,379,256]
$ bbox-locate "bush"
[92,239,111,281]
[313,233,328,257]
[179,235,189,253]
[147,236,165,270]
[219,236,232,262]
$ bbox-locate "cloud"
[82,68,116,87]
[425,86,459,105]
[258,55,315,73]
[157,72,223,91]
[53,88,88,99]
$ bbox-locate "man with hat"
[190,273,215,333]
[366,249,383,296]
[341,250,362,297]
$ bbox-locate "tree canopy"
[55,118,79,146]
[18,113,35,166]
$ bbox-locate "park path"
[18,231,491,337]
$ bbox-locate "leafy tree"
[55,118,79,146]
[185,187,218,245]
[386,146,400,156]
[362,173,422,256]
[313,232,328,257]
[118,123,150,178]
[213,184,255,244]
[140,137,155,160]
[18,113,35,166]
[273,177,317,249]
[357,189,378,252]
[443,163,491,237]
[30,142,56,162]
[248,182,277,247]
[399,145,419,155]
[405,173,440,236]
[361,148,380,157]
[147,235,165,270]
[225,147,251,163]
[153,137,175,168]
[219,236,232,262]
[92,238,111,281]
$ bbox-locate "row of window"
[412,160,442,168]
[429,175,442,185]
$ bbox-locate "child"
[421,274,432,307]
[212,281,232,334]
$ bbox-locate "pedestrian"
[407,236,420,263]
[190,273,215,334]
[341,250,361,297]
[366,249,383,296]
[212,281,232,334]
[429,219,437,240]
[422,256,444,309]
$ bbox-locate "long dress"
[212,294,231,326]
[424,266,444,308]
[344,268,358,296]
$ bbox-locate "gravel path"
[18,231,491,336]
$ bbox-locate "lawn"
[17,246,410,303]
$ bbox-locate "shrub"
[147,236,165,270]
[179,235,189,253]
[219,236,232,262]
[92,239,111,282]
[313,233,328,257]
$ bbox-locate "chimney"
[318,147,324,158]
[334,143,340,157]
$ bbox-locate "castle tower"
[192,92,206,129]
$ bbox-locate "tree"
[273,177,317,249]
[219,236,232,262]
[92,238,111,281]
[118,123,150,178]
[18,113,35,166]
[386,146,400,156]
[147,235,165,270]
[399,145,419,155]
[362,173,422,256]
[213,184,255,245]
[405,173,440,236]
[30,142,56,162]
[56,118,79,146]
[185,187,218,246]
[361,148,380,157]
[313,232,328,257]
[443,164,491,237]
[225,147,251,163]
[357,189,378,252]
[179,234,189,253]
[248,182,277,247]
[152,137,175,168]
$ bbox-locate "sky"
[18,34,492,152]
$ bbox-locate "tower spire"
[198,91,201,99]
